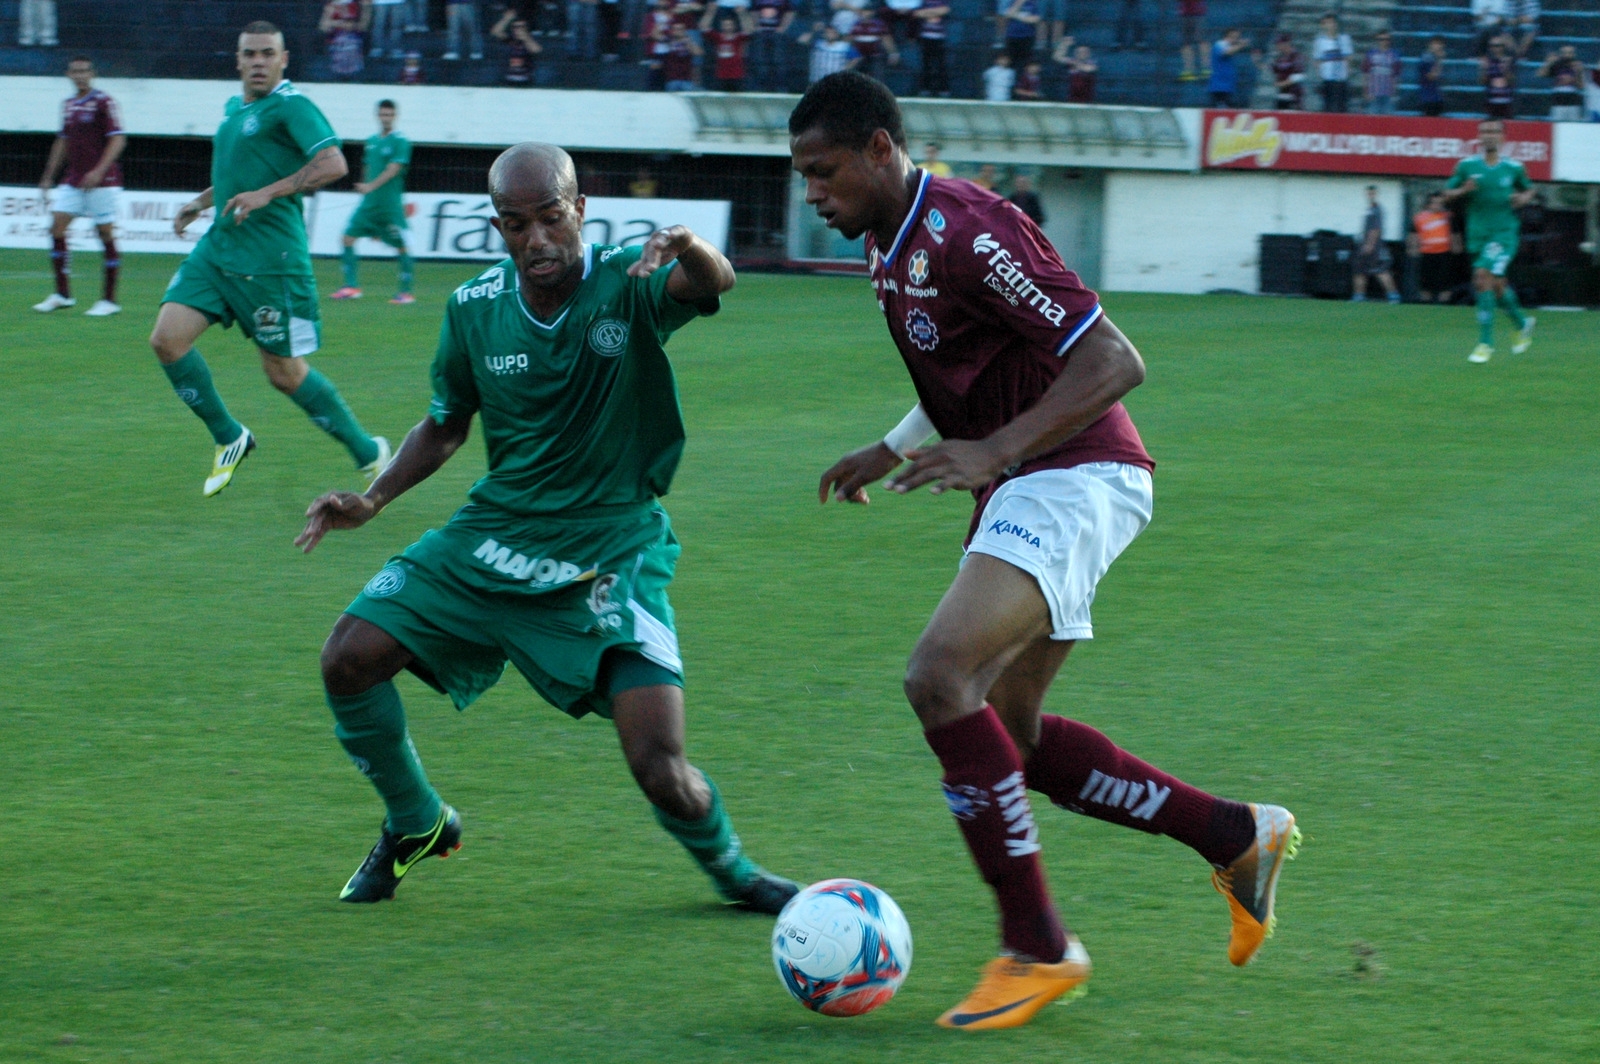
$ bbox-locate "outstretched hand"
[222,188,274,226]
[886,438,1007,496]
[627,225,696,278]
[296,491,379,553]
[818,441,904,504]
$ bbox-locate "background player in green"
[294,143,800,913]
[151,21,390,496]
[1444,118,1537,365]
[330,99,415,305]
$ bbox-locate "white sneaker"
[1511,316,1536,354]
[360,436,393,487]
[33,293,76,313]
[84,299,122,317]
[204,426,256,498]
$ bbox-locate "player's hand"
[222,188,274,225]
[627,225,695,278]
[1458,177,1478,194]
[818,440,904,505]
[887,439,1006,496]
[354,181,373,194]
[296,491,379,553]
[174,200,206,236]
[80,171,103,192]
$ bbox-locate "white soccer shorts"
[52,184,120,226]
[964,462,1153,641]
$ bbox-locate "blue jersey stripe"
[1054,304,1104,357]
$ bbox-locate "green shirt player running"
[330,99,415,305]
[1444,118,1537,364]
[151,20,390,497]
[295,143,800,913]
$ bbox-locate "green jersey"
[1446,155,1530,245]
[202,80,340,276]
[429,245,716,521]
[361,131,411,216]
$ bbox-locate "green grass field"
[2,248,1597,1063]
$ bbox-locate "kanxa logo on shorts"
[986,518,1042,549]
[587,317,629,357]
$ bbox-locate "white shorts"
[964,462,1153,641]
[53,184,120,226]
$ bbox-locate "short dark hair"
[789,71,906,151]
[241,19,281,36]
[377,99,397,110]
[67,55,93,66]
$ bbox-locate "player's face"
[791,128,896,241]
[492,191,588,291]
[378,106,396,133]
[237,33,289,97]
[67,62,93,93]
[1479,121,1503,152]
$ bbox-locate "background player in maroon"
[789,71,1300,1031]
[34,56,125,318]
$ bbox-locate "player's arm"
[1441,163,1475,201]
[818,404,935,504]
[224,145,349,224]
[38,136,67,191]
[889,317,1144,496]
[295,413,473,553]
[174,187,215,235]
[627,224,736,302]
[80,133,126,192]
[356,161,404,195]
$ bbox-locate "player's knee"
[262,354,307,393]
[320,631,381,696]
[903,645,974,721]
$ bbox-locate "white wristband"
[883,404,937,459]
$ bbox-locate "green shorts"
[1468,231,1518,278]
[346,202,408,247]
[345,503,684,719]
[162,240,321,357]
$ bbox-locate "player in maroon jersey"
[789,72,1300,1031]
[34,56,126,318]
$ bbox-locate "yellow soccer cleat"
[935,940,1091,1031]
[203,426,255,497]
[1213,803,1301,966]
[1468,343,1494,364]
[1511,317,1535,354]
[360,436,393,488]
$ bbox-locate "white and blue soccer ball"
[771,878,912,1016]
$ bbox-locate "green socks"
[1498,286,1527,330]
[327,682,441,837]
[289,368,380,467]
[341,245,359,288]
[1476,289,1497,346]
[653,773,758,898]
[161,349,244,445]
[397,250,414,295]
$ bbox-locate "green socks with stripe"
[397,250,414,295]
[1498,286,1527,330]
[290,368,380,467]
[341,245,359,288]
[161,349,243,445]
[653,773,759,898]
[327,681,442,837]
[1476,288,1497,346]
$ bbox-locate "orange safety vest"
[1414,210,1452,255]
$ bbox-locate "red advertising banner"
[1202,110,1553,180]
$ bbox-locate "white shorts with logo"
[52,184,120,225]
[964,462,1153,641]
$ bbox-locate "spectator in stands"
[1363,31,1399,114]
[984,50,1017,100]
[661,22,703,87]
[322,0,372,79]
[1014,60,1043,98]
[915,0,951,95]
[700,6,754,89]
[1010,173,1046,224]
[630,167,659,196]
[1481,34,1517,117]
[1178,0,1207,81]
[1267,33,1304,110]
[1416,36,1447,117]
[1208,28,1250,107]
[831,0,866,35]
[1115,0,1145,52]
[1513,0,1538,57]
[1001,0,1044,72]
[406,0,429,33]
[882,0,920,43]
[1586,55,1600,122]
[849,5,898,80]
[800,22,858,82]
[1541,46,1585,121]
[494,15,544,81]
[531,0,568,38]
[919,142,953,176]
[443,0,486,59]
[642,0,675,88]
[1470,0,1510,56]
[974,163,999,188]
[17,0,58,46]
[1053,39,1097,102]
[1409,191,1459,303]
[371,0,407,57]
[598,0,626,60]
[569,0,600,58]
[1313,14,1353,112]
[1352,185,1400,303]
[401,49,426,82]
[748,0,793,90]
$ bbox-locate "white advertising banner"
[0,186,215,253]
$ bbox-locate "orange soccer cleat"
[1212,803,1301,966]
[935,940,1091,1031]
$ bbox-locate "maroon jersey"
[60,89,123,188]
[865,171,1153,528]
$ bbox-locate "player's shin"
[161,349,245,445]
[652,773,760,896]
[1476,289,1498,345]
[341,244,359,288]
[1497,285,1527,329]
[102,236,119,303]
[1023,715,1255,868]
[51,235,70,297]
[397,251,414,294]
[288,369,382,467]
[926,706,1068,963]
[327,681,442,836]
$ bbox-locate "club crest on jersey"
[905,308,939,351]
[363,564,407,597]
[971,232,1069,326]
[908,249,930,286]
[241,114,260,137]
[922,209,945,244]
[588,317,629,357]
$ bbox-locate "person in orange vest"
[1408,190,1460,303]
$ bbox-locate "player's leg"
[383,224,415,303]
[610,668,799,912]
[34,210,75,310]
[1494,263,1535,352]
[149,299,252,470]
[260,346,386,471]
[334,233,363,297]
[1352,269,1368,300]
[89,221,121,314]
[1470,264,1498,361]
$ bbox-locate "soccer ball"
[771,878,912,1016]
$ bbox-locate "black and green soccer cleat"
[722,868,801,914]
[339,804,462,903]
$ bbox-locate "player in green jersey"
[150,21,390,497]
[330,99,415,305]
[1444,119,1537,364]
[294,143,800,913]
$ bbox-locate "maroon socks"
[1024,714,1255,869]
[102,236,119,303]
[51,235,70,297]
[924,706,1067,963]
